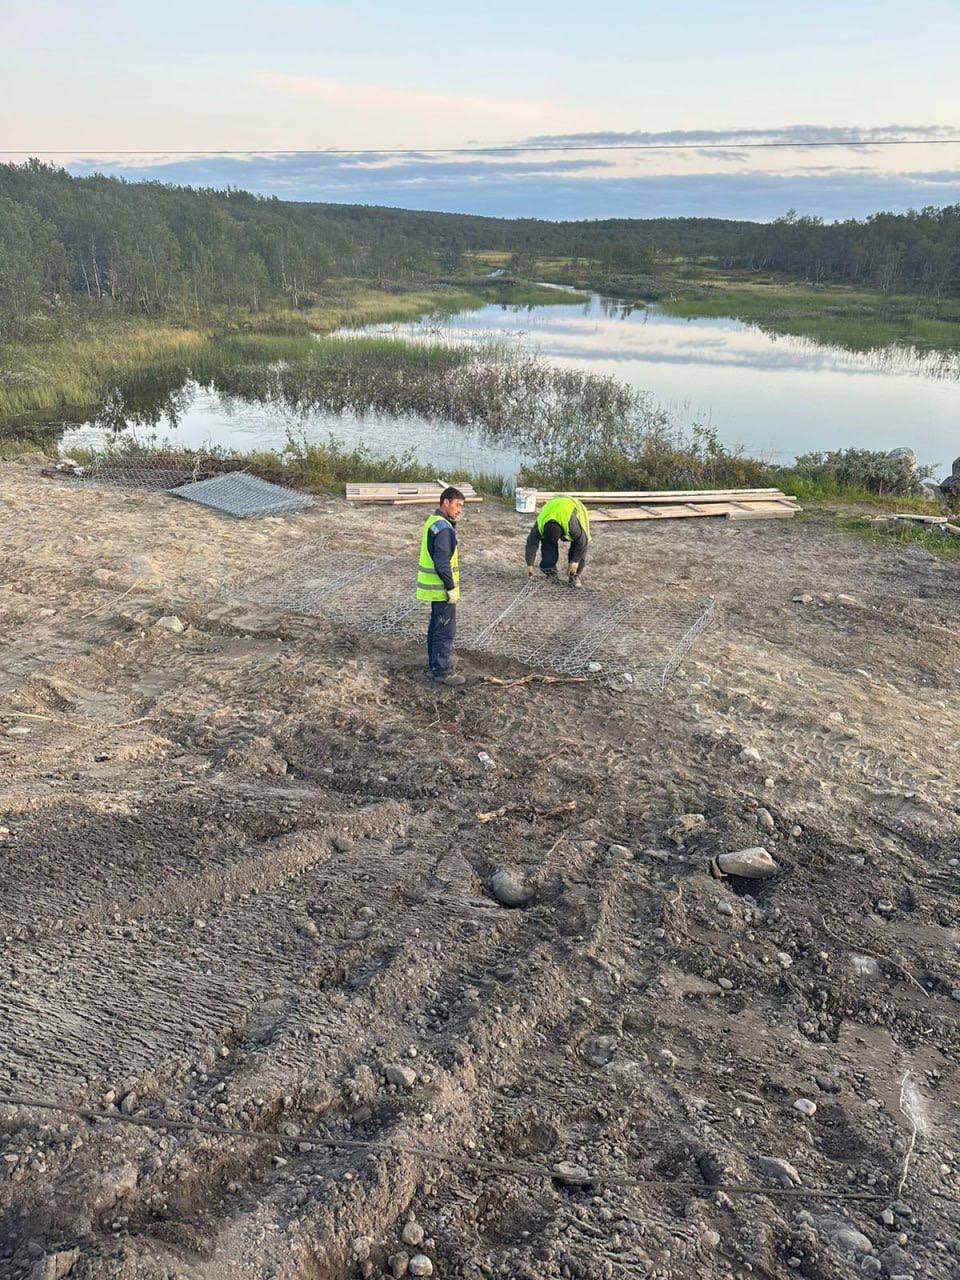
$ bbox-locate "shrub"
[790,448,933,496]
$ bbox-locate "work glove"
[567,563,580,578]
[446,586,461,604]
[526,565,535,577]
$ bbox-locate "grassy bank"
[464,251,960,354]
[0,279,577,426]
[32,433,948,521]
[3,265,953,528]
[837,514,960,557]
[658,277,960,353]
[54,435,510,501]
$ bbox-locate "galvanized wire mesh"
[56,432,218,491]
[52,434,312,516]
[169,473,314,518]
[241,542,715,690]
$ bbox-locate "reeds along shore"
[0,283,580,425]
[2,293,951,512]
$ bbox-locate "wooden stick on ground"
[897,1071,919,1197]
[4,710,156,731]
[482,674,587,688]
[477,799,577,825]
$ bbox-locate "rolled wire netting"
[241,541,715,691]
[56,430,236,491]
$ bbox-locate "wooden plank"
[533,487,785,500]
[891,513,948,524]
[726,500,800,520]
[391,495,483,505]
[728,499,800,511]
[533,487,788,506]
[590,503,732,522]
[589,499,800,524]
[346,481,478,503]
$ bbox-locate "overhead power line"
[4,138,960,157]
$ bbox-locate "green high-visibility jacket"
[536,495,592,543]
[416,512,460,602]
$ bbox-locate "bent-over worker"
[417,486,466,687]
[525,494,591,587]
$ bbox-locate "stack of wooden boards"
[531,487,801,523]
[345,482,482,506]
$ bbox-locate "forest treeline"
[1,161,959,336]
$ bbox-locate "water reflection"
[367,295,960,468]
[90,379,197,432]
[55,292,960,474]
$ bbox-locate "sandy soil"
[0,461,958,1280]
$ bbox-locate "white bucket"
[515,487,538,514]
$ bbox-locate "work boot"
[432,673,466,687]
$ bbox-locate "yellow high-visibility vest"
[536,496,592,543]
[416,512,460,602]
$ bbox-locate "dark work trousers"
[539,542,588,576]
[427,601,457,676]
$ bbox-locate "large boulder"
[886,446,918,473]
[941,456,960,498]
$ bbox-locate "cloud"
[521,124,960,149]
[252,71,562,128]
[64,151,960,221]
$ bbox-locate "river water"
[61,292,960,479]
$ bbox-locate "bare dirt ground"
[0,460,958,1280]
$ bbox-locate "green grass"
[47,433,946,515]
[0,280,561,427]
[58,434,510,502]
[837,514,960,557]
[777,473,941,511]
[474,250,960,354]
[259,437,508,499]
[0,434,52,461]
[659,281,960,352]
[518,435,949,514]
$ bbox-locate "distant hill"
[1,162,957,335]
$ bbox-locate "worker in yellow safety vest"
[417,486,466,686]
[525,495,591,588]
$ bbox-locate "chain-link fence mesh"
[241,541,715,690]
[50,434,312,516]
[169,473,314,518]
[55,433,219,490]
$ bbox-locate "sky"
[2,0,959,221]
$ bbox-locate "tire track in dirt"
[3,468,960,1279]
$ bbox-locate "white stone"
[716,846,778,879]
[402,1221,425,1247]
[552,1161,593,1186]
[490,869,533,907]
[383,1063,417,1089]
[758,1156,802,1186]
[154,615,185,634]
[850,954,880,978]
